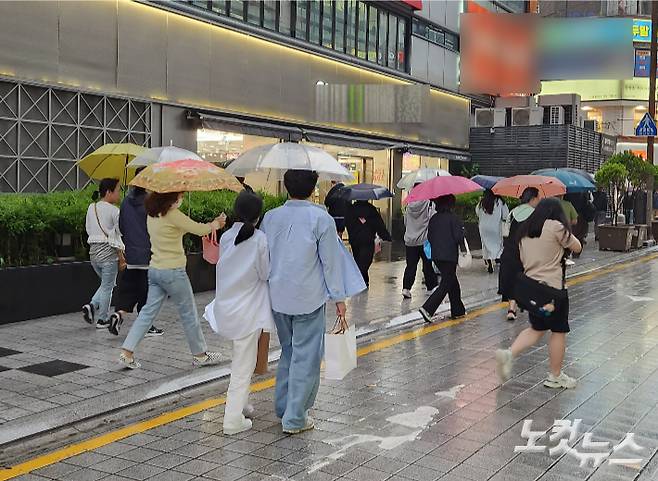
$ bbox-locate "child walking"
[204,191,274,435]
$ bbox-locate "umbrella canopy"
[129,159,243,193]
[341,183,393,201]
[404,176,482,204]
[396,168,451,190]
[471,175,503,190]
[492,175,566,199]
[531,168,596,193]
[559,167,596,184]
[127,146,202,168]
[77,143,147,182]
[227,142,352,181]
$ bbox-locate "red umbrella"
[492,175,566,199]
[404,176,482,204]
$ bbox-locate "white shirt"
[85,201,122,247]
[204,224,275,340]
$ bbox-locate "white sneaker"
[283,416,315,434]
[402,289,412,299]
[496,349,513,383]
[223,417,253,435]
[119,353,141,370]
[193,352,222,366]
[544,372,577,389]
[242,404,255,418]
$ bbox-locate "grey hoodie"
[404,200,434,246]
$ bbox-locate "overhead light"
[316,80,327,86]
[636,105,647,110]
[581,106,593,111]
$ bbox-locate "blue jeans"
[90,261,118,322]
[122,268,207,355]
[273,305,325,431]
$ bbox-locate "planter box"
[632,225,648,249]
[464,222,482,251]
[0,254,216,325]
[598,225,635,252]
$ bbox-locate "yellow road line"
[1,252,656,480]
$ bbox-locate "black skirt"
[498,241,523,301]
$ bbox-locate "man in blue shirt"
[261,170,348,434]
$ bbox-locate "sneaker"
[402,289,412,299]
[119,352,141,370]
[450,313,467,320]
[82,304,95,325]
[96,319,110,330]
[223,417,253,435]
[242,404,256,418]
[108,312,123,336]
[419,307,433,323]
[283,416,315,434]
[544,372,577,389]
[496,349,513,383]
[193,352,222,366]
[565,259,576,267]
[506,310,517,321]
[145,326,164,337]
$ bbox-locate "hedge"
[0,189,286,268]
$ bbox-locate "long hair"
[433,194,456,213]
[92,178,120,201]
[519,187,539,205]
[145,192,181,218]
[518,197,571,242]
[479,189,496,215]
[234,191,264,245]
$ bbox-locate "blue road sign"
[636,112,658,136]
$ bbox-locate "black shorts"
[114,269,148,313]
[528,295,570,333]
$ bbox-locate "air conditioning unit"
[474,108,506,127]
[512,107,544,126]
[583,119,600,132]
[549,105,565,125]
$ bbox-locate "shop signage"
[635,49,651,77]
[633,18,651,43]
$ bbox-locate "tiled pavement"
[4,242,658,480]
[0,237,649,445]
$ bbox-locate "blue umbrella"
[471,175,503,190]
[531,168,596,193]
[342,183,393,201]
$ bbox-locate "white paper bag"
[324,325,357,380]
[458,238,472,269]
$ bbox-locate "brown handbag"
[254,331,270,375]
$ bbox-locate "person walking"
[260,170,352,434]
[496,198,582,389]
[498,187,540,321]
[83,178,123,330]
[119,191,226,369]
[401,191,438,299]
[108,182,163,337]
[204,191,274,435]
[476,190,509,273]
[418,194,467,323]
[324,181,350,236]
[345,200,392,287]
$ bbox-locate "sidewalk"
[0,236,652,446]
[3,239,658,481]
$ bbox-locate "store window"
[263,0,277,30]
[210,0,227,14]
[335,1,345,52]
[397,19,406,71]
[309,1,321,44]
[388,14,397,69]
[368,5,378,63]
[246,1,261,26]
[295,1,308,40]
[378,10,387,66]
[322,0,334,48]
[357,2,368,59]
[346,0,357,56]
[411,18,460,53]
[230,0,245,20]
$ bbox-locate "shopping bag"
[254,331,270,375]
[423,240,432,260]
[374,235,382,255]
[458,238,472,269]
[202,230,220,264]
[324,317,357,380]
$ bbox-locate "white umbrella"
[226,142,353,181]
[397,168,451,190]
[127,146,203,168]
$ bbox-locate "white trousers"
[223,329,261,429]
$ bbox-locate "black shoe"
[419,308,433,323]
[108,312,123,336]
[450,313,467,320]
[145,326,164,337]
[487,265,494,274]
[83,304,95,325]
[96,319,110,330]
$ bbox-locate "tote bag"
[458,239,472,269]
[324,319,357,380]
[202,230,220,264]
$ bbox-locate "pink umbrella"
[404,176,482,204]
[492,175,566,199]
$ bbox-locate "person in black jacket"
[324,181,350,235]
[345,200,392,287]
[419,194,466,322]
[108,184,164,337]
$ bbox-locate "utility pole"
[646,0,658,241]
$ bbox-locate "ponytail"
[232,191,264,246]
[235,223,256,246]
[92,190,100,201]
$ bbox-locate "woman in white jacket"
[204,191,274,435]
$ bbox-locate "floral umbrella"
[130,159,243,193]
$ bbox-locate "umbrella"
[396,168,451,190]
[77,143,147,182]
[130,159,243,193]
[560,167,596,184]
[471,175,503,190]
[226,142,353,181]
[341,183,393,201]
[404,176,482,204]
[531,168,596,193]
[492,175,566,199]
[127,146,203,168]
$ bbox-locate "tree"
[595,161,628,225]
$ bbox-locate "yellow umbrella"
[77,143,148,183]
[130,159,243,193]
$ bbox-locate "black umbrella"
[341,183,393,201]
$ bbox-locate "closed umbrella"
[127,146,203,168]
[130,159,243,193]
[341,183,393,201]
[77,143,147,183]
[493,175,566,199]
[397,168,451,190]
[531,168,596,192]
[404,176,482,204]
[227,142,352,181]
[471,175,503,190]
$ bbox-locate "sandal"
[506,309,517,321]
